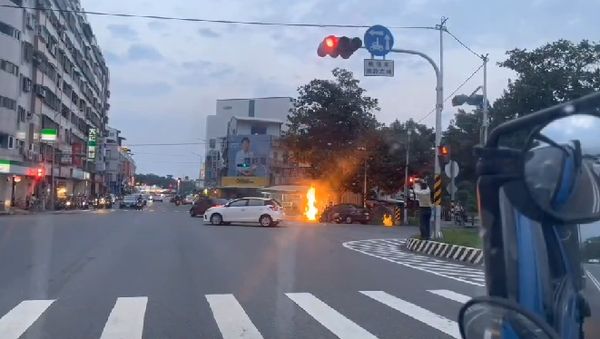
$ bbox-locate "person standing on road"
[413,179,432,239]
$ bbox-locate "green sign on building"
[87,129,97,160]
[40,128,57,142]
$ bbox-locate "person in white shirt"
[413,179,432,239]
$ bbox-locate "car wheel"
[345,216,353,224]
[259,214,273,227]
[210,213,223,225]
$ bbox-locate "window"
[0,21,21,40]
[251,125,267,135]
[22,76,32,92]
[228,199,248,207]
[22,42,33,62]
[0,95,17,110]
[248,199,265,207]
[8,136,15,149]
[0,60,19,76]
[18,106,26,122]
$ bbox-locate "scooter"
[458,92,600,338]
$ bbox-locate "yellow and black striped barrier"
[434,175,443,206]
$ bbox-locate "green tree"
[285,68,380,193]
[442,108,481,184]
[492,39,600,127]
[368,119,435,194]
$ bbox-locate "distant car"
[319,203,371,224]
[151,194,163,202]
[190,197,228,217]
[183,194,195,205]
[204,197,284,227]
[120,195,143,209]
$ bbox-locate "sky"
[81,0,600,178]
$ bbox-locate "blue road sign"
[364,25,394,57]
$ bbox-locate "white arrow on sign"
[384,35,390,50]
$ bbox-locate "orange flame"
[383,214,394,227]
[305,185,318,221]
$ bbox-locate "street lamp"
[403,129,412,225]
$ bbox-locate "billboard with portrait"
[226,135,273,180]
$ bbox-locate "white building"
[204,97,292,187]
[0,0,110,210]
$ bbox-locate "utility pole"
[432,17,447,239]
[403,129,412,225]
[481,54,489,144]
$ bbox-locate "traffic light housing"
[437,145,450,168]
[452,94,484,107]
[317,35,362,59]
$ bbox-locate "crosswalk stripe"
[286,293,378,339]
[360,291,460,339]
[206,294,263,339]
[100,297,148,339]
[428,289,471,303]
[0,299,54,339]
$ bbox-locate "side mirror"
[523,114,600,223]
[458,296,559,339]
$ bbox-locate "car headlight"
[66,201,71,206]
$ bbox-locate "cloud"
[147,21,167,31]
[126,44,164,61]
[107,24,138,41]
[198,28,220,38]
[113,81,173,97]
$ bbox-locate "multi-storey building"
[0,0,110,209]
[104,126,135,195]
[203,97,292,188]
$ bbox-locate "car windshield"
[1,1,599,338]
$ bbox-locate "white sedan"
[204,197,284,227]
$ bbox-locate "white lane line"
[206,294,263,339]
[286,293,378,339]
[100,297,148,339]
[586,270,600,293]
[428,289,471,303]
[360,291,460,339]
[343,240,484,287]
[0,299,55,339]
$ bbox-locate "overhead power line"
[0,4,436,30]
[417,63,484,123]
[444,29,483,59]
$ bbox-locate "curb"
[405,238,483,265]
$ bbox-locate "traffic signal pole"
[385,47,443,238]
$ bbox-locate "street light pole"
[363,159,367,208]
[403,129,412,225]
[481,54,489,144]
[386,47,443,238]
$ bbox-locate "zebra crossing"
[0,288,471,339]
[343,238,486,286]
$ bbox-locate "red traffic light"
[36,167,45,178]
[409,176,415,183]
[318,35,361,59]
[325,36,337,48]
[439,145,449,156]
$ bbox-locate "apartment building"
[104,127,135,195]
[203,97,292,188]
[0,0,110,209]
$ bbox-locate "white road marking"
[206,294,264,339]
[100,297,148,339]
[343,239,485,287]
[286,293,378,339]
[428,289,471,303]
[360,291,460,339]
[586,270,600,293]
[0,299,54,339]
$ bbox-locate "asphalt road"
[0,202,484,338]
